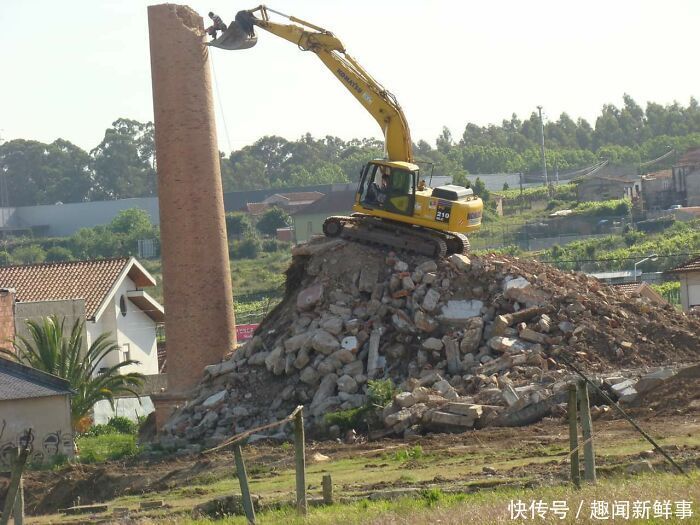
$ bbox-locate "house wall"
[15,299,87,348]
[87,276,159,376]
[293,211,353,243]
[577,179,632,202]
[93,396,155,424]
[0,289,15,353]
[0,395,74,468]
[0,198,159,237]
[678,272,700,311]
[686,170,700,207]
[642,175,675,210]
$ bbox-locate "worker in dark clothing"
[206,12,227,40]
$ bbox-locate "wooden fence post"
[13,477,24,525]
[322,473,333,505]
[568,384,581,488]
[293,408,307,516]
[578,380,597,484]
[233,444,256,525]
[0,445,29,525]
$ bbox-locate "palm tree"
[3,316,145,425]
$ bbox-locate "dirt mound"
[630,364,700,415]
[161,238,700,444]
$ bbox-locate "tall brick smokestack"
[148,4,236,399]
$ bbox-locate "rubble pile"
[162,239,700,445]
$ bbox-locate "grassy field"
[26,416,700,524]
[180,472,700,524]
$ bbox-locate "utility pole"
[537,105,549,187]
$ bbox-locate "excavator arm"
[209,5,414,163]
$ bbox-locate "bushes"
[82,416,139,437]
[573,199,631,217]
[11,244,46,264]
[231,237,261,259]
[45,246,74,262]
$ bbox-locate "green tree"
[11,245,46,264]
[109,208,154,237]
[256,206,290,236]
[225,212,253,239]
[0,139,92,205]
[5,316,144,425]
[90,119,156,199]
[45,246,74,262]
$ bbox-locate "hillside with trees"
[2,95,700,205]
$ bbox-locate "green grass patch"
[76,433,139,463]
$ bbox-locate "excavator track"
[323,214,469,258]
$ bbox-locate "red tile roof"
[677,147,700,167]
[246,202,269,215]
[0,257,155,320]
[609,281,667,304]
[667,256,700,274]
[263,192,324,203]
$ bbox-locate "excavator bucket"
[207,20,258,50]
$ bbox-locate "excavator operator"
[206,12,227,39]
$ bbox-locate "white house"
[0,257,165,422]
[668,256,700,313]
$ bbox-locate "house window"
[119,295,127,316]
[122,343,131,362]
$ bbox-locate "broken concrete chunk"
[311,330,340,355]
[440,300,484,323]
[518,327,547,344]
[448,253,471,272]
[429,410,475,428]
[488,336,532,354]
[460,317,484,353]
[341,335,359,352]
[443,336,462,375]
[358,266,379,293]
[421,337,443,351]
[421,288,441,312]
[284,333,312,353]
[367,329,382,379]
[202,390,227,408]
[294,347,310,369]
[337,374,359,394]
[503,277,550,307]
[501,384,520,406]
[311,374,338,406]
[413,310,438,332]
[321,316,344,336]
[395,391,416,408]
[300,366,320,385]
[297,283,324,310]
[393,310,416,332]
[444,402,483,418]
[401,276,416,291]
[417,260,437,273]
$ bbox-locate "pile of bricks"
[160,238,700,446]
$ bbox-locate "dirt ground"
[17,406,700,522]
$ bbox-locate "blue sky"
[1,1,699,151]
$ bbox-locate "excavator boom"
[209,5,414,163]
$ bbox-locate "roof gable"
[667,256,700,274]
[0,357,73,401]
[0,257,158,320]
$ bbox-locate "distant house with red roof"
[641,147,700,211]
[667,255,700,313]
[246,191,324,216]
[0,257,165,422]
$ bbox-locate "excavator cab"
[358,161,417,217]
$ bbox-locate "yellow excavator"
[209,6,483,256]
